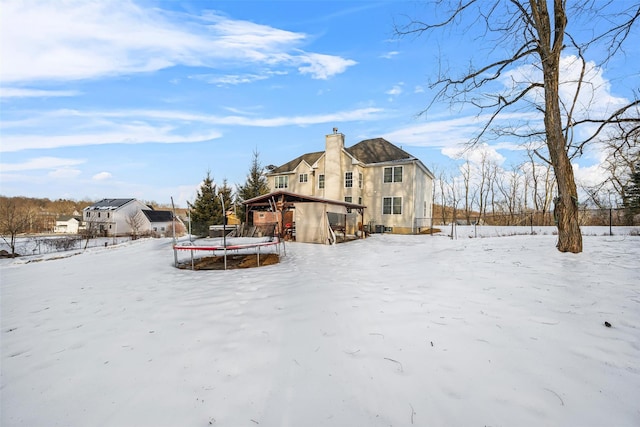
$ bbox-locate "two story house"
[83,198,177,237]
[265,129,434,236]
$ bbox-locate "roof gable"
[271,151,323,174]
[270,138,419,174]
[346,138,414,164]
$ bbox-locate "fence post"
[609,208,613,236]
[530,213,533,234]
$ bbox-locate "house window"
[345,172,353,188]
[358,197,362,205]
[97,212,101,218]
[318,174,325,189]
[358,173,363,189]
[86,212,90,218]
[299,173,308,183]
[275,176,288,189]
[383,166,403,183]
[383,197,402,215]
[345,197,352,213]
[107,212,110,218]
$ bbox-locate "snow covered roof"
[84,198,136,211]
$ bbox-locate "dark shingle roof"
[345,138,414,164]
[141,210,173,222]
[271,138,417,173]
[271,151,324,174]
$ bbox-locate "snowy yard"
[1,232,639,426]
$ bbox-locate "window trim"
[345,171,353,188]
[382,196,403,215]
[383,166,403,183]
[299,173,308,183]
[318,174,325,189]
[275,175,289,189]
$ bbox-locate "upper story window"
[86,212,90,218]
[358,172,363,188]
[345,172,353,188]
[318,174,325,189]
[275,175,288,189]
[383,166,403,183]
[299,173,308,183]
[383,197,402,215]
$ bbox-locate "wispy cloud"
[386,83,404,97]
[0,107,385,152]
[296,53,357,80]
[0,1,356,84]
[92,172,113,181]
[1,126,223,153]
[380,51,399,59]
[0,157,85,171]
[382,112,538,149]
[0,88,81,98]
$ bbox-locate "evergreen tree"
[236,149,270,222]
[623,163,640,218]
[218,178,235,224]
[189,171,222,237]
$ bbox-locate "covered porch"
[243,191,366,244]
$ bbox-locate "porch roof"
[243,190,366,210]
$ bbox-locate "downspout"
[412,162,417,234]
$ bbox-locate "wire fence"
[0,235,133,257]
[424,207,640,228]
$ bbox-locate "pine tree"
[623,163,640,218]
[236,150,270,222]
[218,178,234,224]
[189,171,222,237]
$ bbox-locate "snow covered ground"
[1,232,639,426]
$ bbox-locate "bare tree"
[396,1,640,252]
[126,210,145,238]
[0,197,35,256]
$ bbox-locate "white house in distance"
[83,198,176,237]
[53,215,83,234]
[253,129,434,242]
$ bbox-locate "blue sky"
[1,1,638,207]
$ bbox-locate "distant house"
[83,198,176,237]
[141,209,174,237]
[252,129,434,242]
[53,215,83,234]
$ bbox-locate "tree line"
[432,135,639,227]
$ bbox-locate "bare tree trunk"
[532,0,582,252]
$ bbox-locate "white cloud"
[0,157,85,171]
[0,1,355,84]
[0,88,81,98]
[380,51,399,59]
[296,53,357,80]
[501,55,630,126]
[49,168,82,179]
[0,107,384,152]
[382,112,537,149]
[1,126,223,152]
[386,84,404,97]
[92,172,113,181]
[441,143,506,165]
